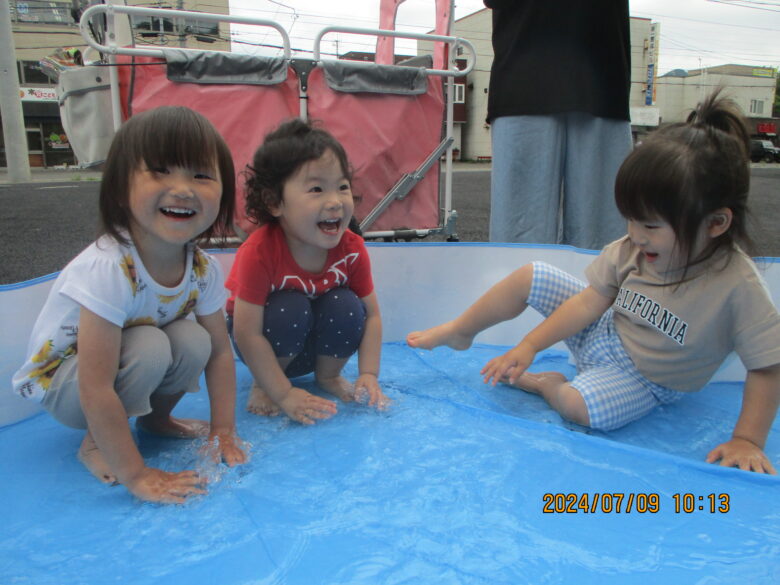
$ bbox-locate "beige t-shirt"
[586,236,780,392]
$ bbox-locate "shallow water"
[2,343,779,584]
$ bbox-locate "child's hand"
[481,341,537,386]
[206,430,249,467]
[279,386,338,425]
[126,466,207,504]
[354,373,391,410]
[706,437,777,474]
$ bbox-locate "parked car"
[751,139,780,163]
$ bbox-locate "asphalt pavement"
[2,162,779,285]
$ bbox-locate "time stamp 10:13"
[542,492,731,514]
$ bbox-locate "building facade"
[2,0,230,167]
[656,65,777,138]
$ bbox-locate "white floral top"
[12,234,226,401]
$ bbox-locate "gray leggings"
[42,319,211,429]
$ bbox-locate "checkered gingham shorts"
[527,261,682,431]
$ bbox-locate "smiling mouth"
[160,207,196,219]
[318,218,342,233]
[645,252,659,262]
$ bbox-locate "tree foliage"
[775,74,780,118]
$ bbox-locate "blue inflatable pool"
[2,244,778,584]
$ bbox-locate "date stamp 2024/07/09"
[542,492,730,515]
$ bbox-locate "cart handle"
[313,26,475,77]
[78,4,291,59]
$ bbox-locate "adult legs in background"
[489,115,564,244]
[490,113,632,249]
[562,112,633,250]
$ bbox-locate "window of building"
[750,99,765,115]
[453,83,465,104]
[26,126,43,152]
[131,11,219,43]
[13,1,73,25]
[18,61,52,85]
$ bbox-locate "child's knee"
[265,291,314,331]
[265,291,314,357]
[114,327,174,411]
[315,288,365,330]
[164,319,212,370]
[314,289,366,357]
[121,326,173,379]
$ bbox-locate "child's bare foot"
[406,320,474,351]
[136,415,210,438]
[317,375,355,403]
[78,432,117,485]
[501,371,568,395]
[247,384,281,417]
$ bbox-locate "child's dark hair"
[615,89,753,274]
[98,106,235,244]
[244,118,352,225]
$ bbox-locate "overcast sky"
[229,0,779,75]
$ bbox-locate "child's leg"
[135,319,212,437]
[226,313,280,415]
[496,262,606,426]
[556,367,669,431]
[42,355,119,483]
[509,371,590,426]
[408,263,536,350]
[508,319,682,430]
[78,429,117,484]
[308,288,366,401]
[314,355,354,402]
[245,291,314,415]
[41,324,194,483]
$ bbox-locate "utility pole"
[177,0,186,48]
[0,0,31,182]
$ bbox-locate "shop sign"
[19,87,58,102]
[752,68,776,78]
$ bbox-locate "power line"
[706,0,780,13]
[630,9,779,32]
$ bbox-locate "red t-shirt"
[225,223,374,314]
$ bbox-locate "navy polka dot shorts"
[228,288,366,378]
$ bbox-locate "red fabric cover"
[307,67,444,231]
[116,54,444,234]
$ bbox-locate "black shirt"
[484,0,631,122]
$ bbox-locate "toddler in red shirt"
[226,119,388,424]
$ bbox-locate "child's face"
[628,216,718,273]
[271,149,354,265]
[627,217,685,272]
[128,162,223,254]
